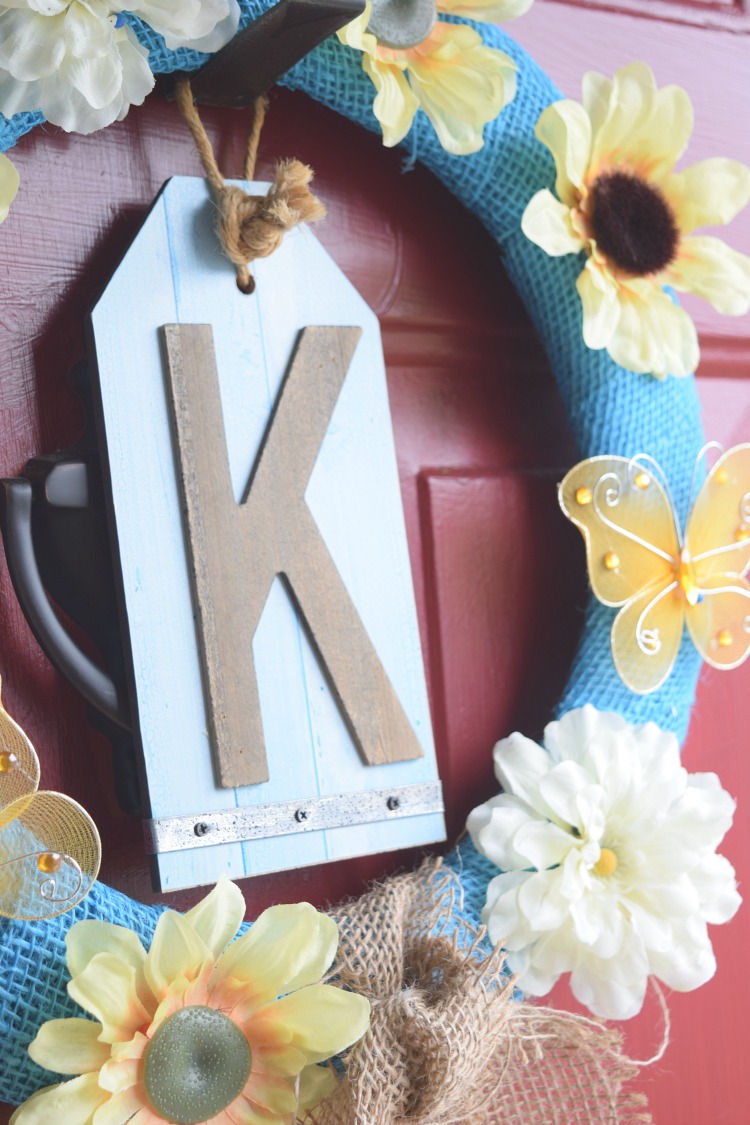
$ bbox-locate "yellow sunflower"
[11,878,370,1125]
[339,0,532,155]
[0,153,19,223]
[521,62,750,379]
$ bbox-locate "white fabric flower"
[0,1,240,134]
[128,0,240,52]
[467,705,741,1020]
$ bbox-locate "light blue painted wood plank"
[91,176,444,892]
[160,183,330,880]
[252,219,440,862]
[90,189,248,891]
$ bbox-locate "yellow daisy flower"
[0,153,19,223]
[11,878,370,1125]
[521,62,750,379]
[339,0,532,155]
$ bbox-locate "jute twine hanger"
[176,80,326,294]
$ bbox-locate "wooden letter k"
[161,324,424,789]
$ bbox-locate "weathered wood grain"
[162,322,423,787]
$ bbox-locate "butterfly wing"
[0,790,101,920]
[0,693,40,819]
[686,574,750,672]
[559,456,680,608]
[611,577,685,694]
[687,444,750,581]
[0,687,100,920]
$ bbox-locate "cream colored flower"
[522,62,750,379]
[11,878,370,1124]
[128,0,240,52]
[468,706,741,1020]
[339,0,529,155]
[0,153,19,222]
[0,1,239,135]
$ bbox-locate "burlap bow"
[302,863,652,1125]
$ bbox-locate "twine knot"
[218,161,326,293]
[176,81,326,293]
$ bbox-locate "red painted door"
[0,6,748,1120]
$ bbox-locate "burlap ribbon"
[302,863,652,1125]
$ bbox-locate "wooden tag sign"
[89,177,445,891]
[162,322,424,788]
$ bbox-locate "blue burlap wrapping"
[0,7,705,1106]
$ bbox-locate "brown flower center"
[589,171,679,277]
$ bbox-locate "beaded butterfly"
[559,444,750,694]
[0,680,100,919]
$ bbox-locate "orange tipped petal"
[663,158,750,234]
[242,1071,298,1115]
[254,985,371,1066]
[668,236,750,317]
[98,1055,142,1096]
[10,1075,109,1125]
[534,99,591,206]
[183,875,246,959]
[214,904,338,1006]
[144,909,212,998]
[66,922,147,981]
[68,953,153,1045]
[92,1085,149,1125]
[28,1018,110,1076]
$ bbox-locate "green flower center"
[143,1005,252,1125]
[367,0,436,49]
[590,171,679,277]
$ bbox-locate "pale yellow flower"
[0,153,19,223]
[339,0,530,155]
[522,62,750,379]
[11,878,370,1125]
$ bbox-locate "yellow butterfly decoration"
[559,444,750,694]
[0,680,100,920]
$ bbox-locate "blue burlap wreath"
[0,4,705,1106]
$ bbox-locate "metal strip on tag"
[144,781,444,854]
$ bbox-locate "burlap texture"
[302,862,652,1125]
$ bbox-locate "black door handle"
[0,477,130,730]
